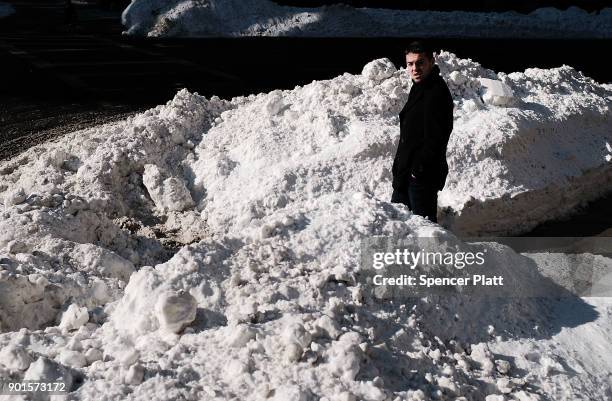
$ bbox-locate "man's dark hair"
[405,41,434,59]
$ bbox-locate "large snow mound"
[0,52,611,400]
[121,0,612,38]
[188,52,612,237]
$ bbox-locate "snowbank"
[0,2,15,18]
[120,0,612,38]
[186,52,612,237]
[0,52,611,400]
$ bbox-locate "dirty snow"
[0,52,611,400]
[120,0,612,38]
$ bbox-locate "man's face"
[406,52,434,83]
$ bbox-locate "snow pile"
[438,55,612,235]
[120,0,612,38]
[0,93,225,331]
[187,52,612,237]
[0,52,611,400]
[0,1,14,18]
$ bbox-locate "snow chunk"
[325,332,363,381]
[313,315,341,339]
[58,349,87,368]
[282,322,312,349]
[470,343,495,375]
[155,290,197,333]
[362,58,396,83]
[110,242,230,337]
[84,348,103,364]
[142,163,195,212]
[3,187,26,206]
[59,304,89,331]
[449,70,468,85]
[265,91,286,116]
[125,363,145,385]
[0,344,32,370]
[226,324,257,347]
[479,78,515,106]
[118,347,140,366]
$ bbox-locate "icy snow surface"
[121,0,612,38]
[0,52,612,400]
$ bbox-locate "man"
[391,41,454,223]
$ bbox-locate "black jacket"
[392,64,454,191]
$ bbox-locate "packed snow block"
[265,91,286,116]
[142,164,195,213]
[115,346,140,367]
[110,267,165,335]
[155,290,197,333]
[325,332,363,381]
[448,70,468,86]
[59,304,89,331]
[124,363,145,385]
[478,78,515,106]
[361,58,396,83]
[112,270,190,335]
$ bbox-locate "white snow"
[0,343,32,370]
[155,290,198,333]
[478,78,516,107]
[120,0,612,38]
[23,356,76,391]
[0,2,14,18]
[0,52,611,400]
[142,163,195,213]
[59,304,90,332]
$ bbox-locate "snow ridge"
[121,0,612,38]
[0,52,611,400]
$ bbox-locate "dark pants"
[391,178,438,223]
